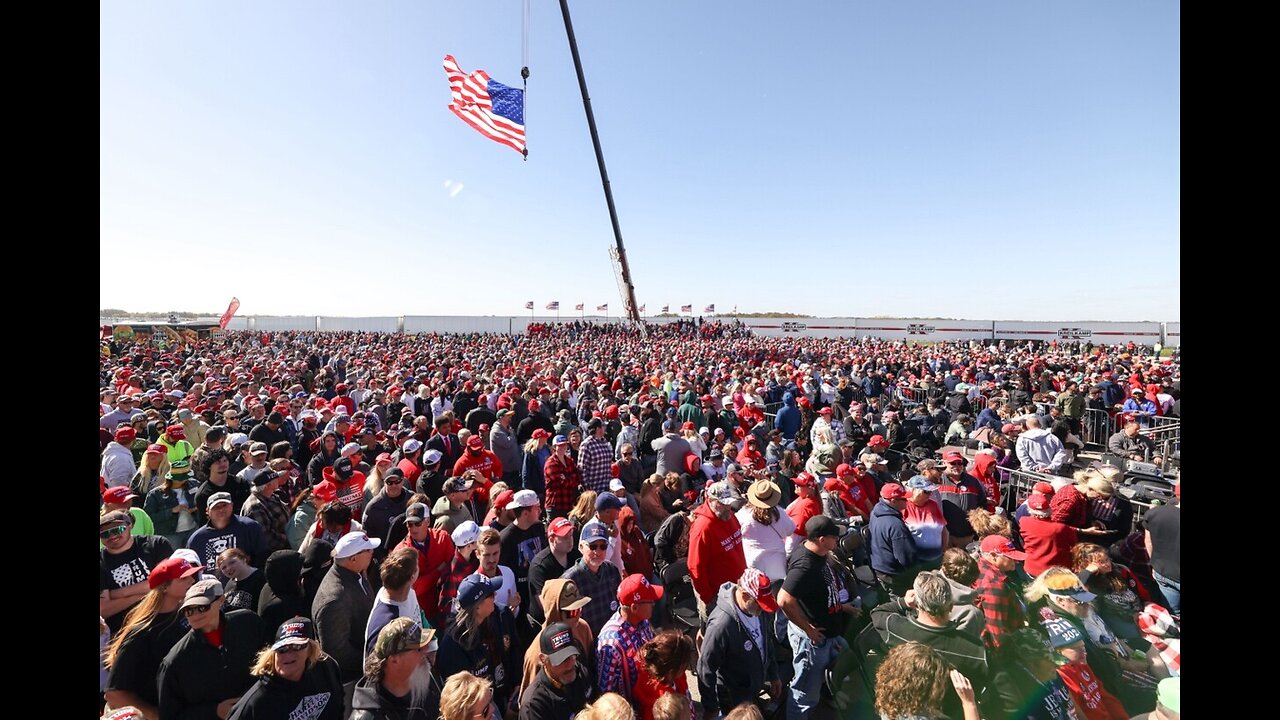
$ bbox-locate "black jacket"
[349,675,439,720]
[436,610,521,712]
[194,477,252,526]
[258,550,308,634]
[158,609,266,720]
[518,664,591,720]
[227,655,345,720]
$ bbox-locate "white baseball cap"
[451,520,481,546]
[505,489,540,510]
[403,439,424,454]
[333,531,381,559]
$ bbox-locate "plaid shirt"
[597,611,654,699]
[544,452,581,513]
[241,487,291,554]
[973,556,1024,649]
[563,559,622,638]
[437,551,479,622]
[579,435,615,494]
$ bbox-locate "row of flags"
[523,301,717,314]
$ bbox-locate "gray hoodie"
[944,575,987,638]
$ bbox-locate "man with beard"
[519,622,591,720]
[350,618,439,720]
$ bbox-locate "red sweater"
[687,501,746,603]
[631,660,691,720]
[1019,516,1078,577]
[787,496,823,538]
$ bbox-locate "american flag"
[524,301,533,310]
[443,55,526,154]
[638,304,646,313]
[662,305,669,313]
[681,304,692,313]
[597,303,608,312]
[546,301,560,310]
[575,303,584,311]
[704,304,715,313]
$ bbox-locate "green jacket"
[1055,391,1085,419]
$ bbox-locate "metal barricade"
[996,467,1058,515]
[970,394,988,412]
[1082,408,1118,450]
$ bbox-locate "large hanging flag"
[524,301,534,310]
[443,55,526,154]
[219,297,241,330]
[681,304,692,313]
[704,304,716,313]
[597,303,609,312]
[575,303,584,311]
[546,301,560,310]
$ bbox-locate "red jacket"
[396,457,422,486]
[1057,662,1128,720]
[632,660,690,720]
[687,501,746,604]
[331,396,356,417]
[398,529,456,626]
[1019,516,1078,577]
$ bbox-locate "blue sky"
[101,2,1179,321]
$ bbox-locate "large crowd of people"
[100,321,1180,720]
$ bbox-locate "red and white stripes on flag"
[597,303,609,312]
[575,303,584,311]
[443,55,526,154]
[680,304,693,313]
[524,301,534,310]
[704,304,716,313]
[546,301,560,310]
[638,304,646,313]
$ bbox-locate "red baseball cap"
[532,429,551,440]
[681,421,695,431]
[375,452,393,465]
[818,407,833,416]
[617,573,664,605]
[793,472,816,488]
[979,535,1028,560]
[1027,494,1050,511]
[148,557,203,589]
[312,480,339,503]
[835,463,854,478]
[880,483,909,500]
[466,436,484,450]
[1033,481,1056,495]
[492,489,515,511]
[869,435,887,446]
[114,427,137,445]
[102,487,136,505]
[942,451,965,464]
[548,517,575,537]
[166,425,186,440]
[145,443,166,455]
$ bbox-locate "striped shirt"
[597,611,654,700]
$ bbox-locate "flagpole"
[558,0,641,328]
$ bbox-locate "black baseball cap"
[805,515,848,540]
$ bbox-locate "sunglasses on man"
[100,525,130,540]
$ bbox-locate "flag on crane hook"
[443,55,526,155]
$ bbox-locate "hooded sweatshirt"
[773,392,801,440]
[518,578,596,702]
[687,500,746,604]
[942,575,987,638]
[258,550,308,631]
[321,465,368,521]
[350,674,438,720]
[695,582,778,714]
[1015,428,1066,473]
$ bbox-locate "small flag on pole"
[662,305,669,313]
[597,303,609,312]
[705,304,716,313]
[575,303,584,311]
[638,304,646,313]
[681,304,692,313]
[443,55,526,155]
[546,301,560,310]
[524,301,534,310]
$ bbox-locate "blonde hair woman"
[440,671,497,720]
[103,565,200,718]
[568,490,598,529]
[230,617,345,718]
[131,443,171,496]
[578,692,636,720]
